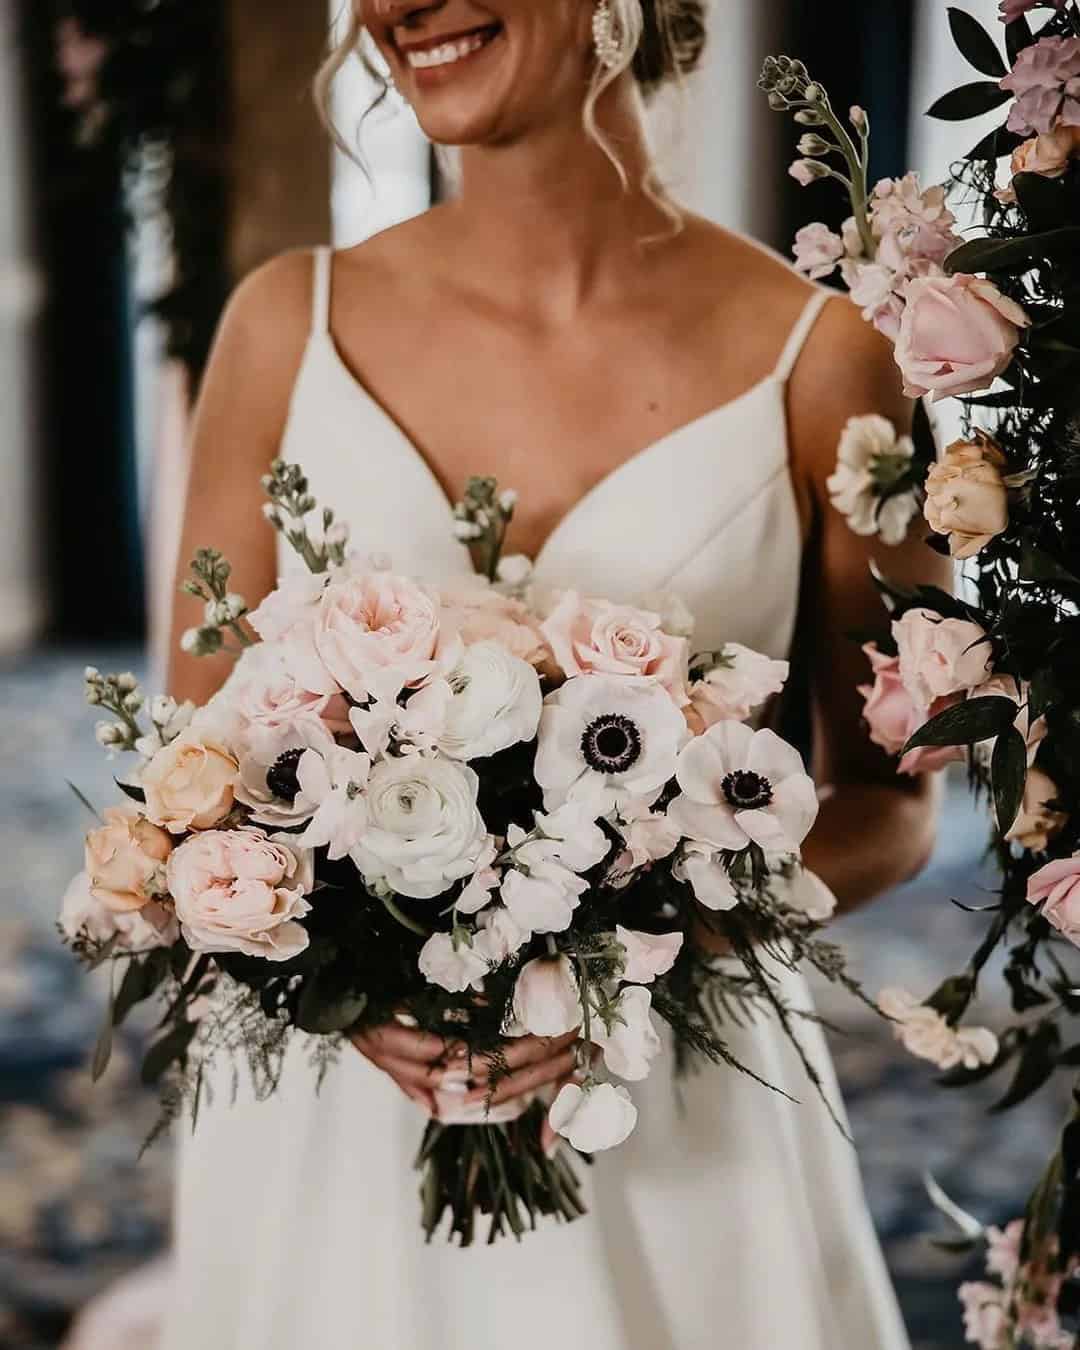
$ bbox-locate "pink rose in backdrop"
[85,806,173,912]
[439,578,550,668]
[894,274,1029,401]
[857,643,964,775]
[1001,35,1080,135]
[893,607,992,708]
[542,592,688,704]
[996,124,1080,201]
[1026,852,1080,944]
[167,827,313,960]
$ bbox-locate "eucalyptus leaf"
[991,725,1027,836]
[990,1021,1061,1113]
[947,8,1007,78]
[902,695,1016,753]
[91,989,115,1082]
[141,1020,199,1086]
[927,80,1012,121]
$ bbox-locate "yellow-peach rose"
[142,729,239,833]
[1006,767,1068,852]
[924,436,1009,560]
[85,806,174,912]
[996,125,1080,203]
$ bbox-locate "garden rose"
[166,827,313,960]
[85,806,173,912]
[61,870,178,950]
[615,926,684,983]
[141,729,239,833]
[439,577,549,668]
[894,274,1029,401]
[1001,34,1080,136]
[1006,767,1068,851]
[1026,852,1080,942]
[542,591,689,704]
[225,643,349,758]
[858,643,965,775]
[997,124,1080,201]
[924,437,1010,559]
[685,642,789,730]
[592,986,662,1082]
[893,608,991,708]
[548,1081,638,1152]
[351,754,488,900]
[510,955,582,1037]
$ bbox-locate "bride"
[154,1,947,1346]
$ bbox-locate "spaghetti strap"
[311,245,332,337]
[772,288,832,383]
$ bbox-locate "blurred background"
[0,1,1070,1347]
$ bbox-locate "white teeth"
[406,30,492,69]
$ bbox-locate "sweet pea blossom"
[500,859,589,935]
[826,414,919,545]
[673,842,739,910]
[417,930,489,994]
[924,437,1010,559]
[1001,35,1080,136]
[473,905,529,964]
[294,746,373,860]
[1026,852,1080,942]
[608,796,681,884]
[877,987,998,1071]
[541,592,689,705]
[592,986,662,1081]
[668,723,819,855]
[548,1081,638,1152]
[792,222,845,280]
[510,955,582,1037]
[615,926,684,983]
[500,801,610,933]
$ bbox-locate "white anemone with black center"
[234,720,335,828]
[533,674,689,814]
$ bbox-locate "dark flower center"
[722,769,772,811]
[581,713,642,775]
[266,747,304,803]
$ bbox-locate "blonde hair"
[313,1,695,232]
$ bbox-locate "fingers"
[472,1030,581,1079]
[350,1023,463,1065]
[465,1045,580,1108]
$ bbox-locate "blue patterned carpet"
[1,646,1073,1349]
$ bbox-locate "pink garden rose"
[1001,35,1080,136]
[439,577,550,668]
[893,607,992,708]
[85,806,173,912]
[924,436,1010,559]
[541,591,688,704]
[857,643,964,775]
[166,827,313,960]
[1026,851,1080,943]
[141,728,239,834]
[894,274,1029,401]
[226,644,350,758]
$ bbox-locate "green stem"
[379,891,432,938]
[818,98,875,258]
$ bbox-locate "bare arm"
[789,296,953,913]
[165,249,313,706]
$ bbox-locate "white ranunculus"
[295,747,372,860]
[350,755,488,900]
[511,955,582,1037]
[431,640,543,760]
[615,926,684,983]
[534,675,687,812]
[592,986,662,1081]
[548,1081,638,1152]
[672,842,739,910]
[473,905,529,964]
[501,861,588,935]
[669,722,819,855]
[418,930,489,993]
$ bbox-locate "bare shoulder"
[679,215,816,318]
[217,246,315,364]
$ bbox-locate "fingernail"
[438,1078,469,1096]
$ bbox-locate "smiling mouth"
[401,23,502,71]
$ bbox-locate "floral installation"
[61,463,875,1246]
[763,0,1080,1338]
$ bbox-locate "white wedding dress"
[156,247,910,1350]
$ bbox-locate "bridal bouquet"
[764,0,1080,1338]
[62,467,851,1244]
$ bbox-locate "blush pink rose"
[60,870,178,950]
[542,591,688,704]
[85,806,173,912]
[894,274,1029,401]
[893,607,992,708]
[439,578,550,668]
[226,644,350,757]
[166,827,313,960]
[1026,851,1080,943]
[314,567,458,702]
[858,643,964,775]
[141,729,239,834]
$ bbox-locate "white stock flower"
[615,926,684,983]
[669,723,819,854]
[592,986,662,1082]
[826,414,919,546]
[535,675,687,812]
[548,1081,638,1152]
[511,955,582,1037]
[878,988,999,1071]
[427,640,543,761]
[673,842,739,910]
[418,930,489,994]
[350,755,488,900]
[295,746,373,860]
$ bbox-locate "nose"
[370,0,447,22]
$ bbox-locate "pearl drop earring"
[592,0,621,70]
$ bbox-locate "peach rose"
[439,578,550,668]
[857,643,964,775]
[894,274,1029,401]
[542,591,688,703]
[996,124,1080,202]
[1007,767,1068,852]
[1027,851,1080,945]
[166,827,313,960]
[85,806,173,912]
[924,436,1009,559]
[142,729,239,834]
[893,607,991,709]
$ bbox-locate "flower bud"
[849,104,867,131]
[122,691,143,713]
[803,81,826,102]
[95,721,125,747]
[797,133,830,156]
[498,489,518,514]
[115,672,138,693]
[325,521,350,548]
[794,108,825,125]
[767,90,787,111]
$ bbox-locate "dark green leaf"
[925,973,975,1020]
[1029,667,1058,721]
[66,779,103,823]
[1058,1044,1080,1068]
[1019,542,1080,593]
[85,932,120,972]
[910,396,937,471]
[902,695,1015,753]
[115,777,147,804]
[992,725,1027,835]
[948,8,1007,77]
[991,1021,1061,1112]
[1005,14,1033,65]
[113,950,170,1026]
[91,990,114,1082]
[295,977,368,1035]
[966,124,1025,161]
[945,227,1080,274]
[141,1020,199,1086]
[1014,171,1068,229]
[927,80,1012,121]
